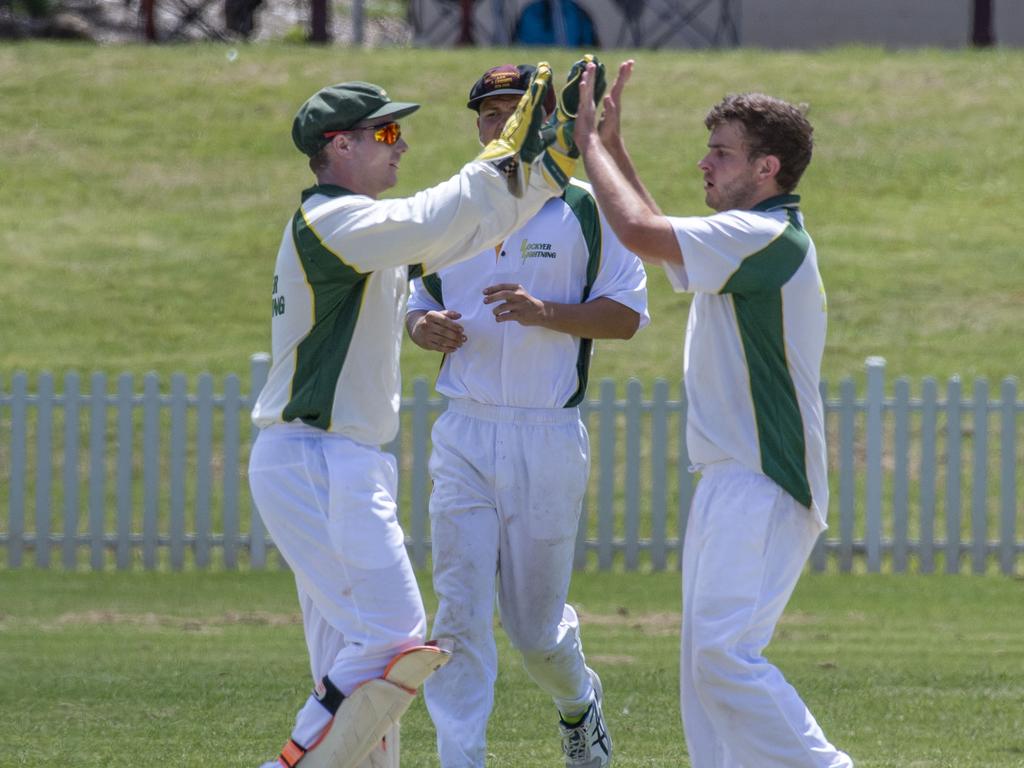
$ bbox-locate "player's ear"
[759,154,781,181]
[330,134,354,155]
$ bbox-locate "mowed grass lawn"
[0,44,1021,389]
[1,569,1023,767]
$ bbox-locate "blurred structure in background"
[410,0,1021,49]
[973,0,994,46]
[409,0,739,48]
[0,0,1019,50]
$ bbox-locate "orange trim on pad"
[278,738,306,767]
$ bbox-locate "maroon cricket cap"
[466,64,541,112]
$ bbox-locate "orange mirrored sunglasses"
[323,122,402,145]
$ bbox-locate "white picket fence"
[1,355,1020,574]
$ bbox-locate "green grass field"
[1,43,1022,389]
[1,569,1023,767]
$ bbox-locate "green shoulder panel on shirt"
[561,183,603,408]
[421,272,444,306]
[721,210,809,295]
[283,202,368,431]
[562,183,603,299]
[723,209,813,508]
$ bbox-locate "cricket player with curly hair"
[573,60,854,767]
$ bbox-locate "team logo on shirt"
[520,238,557,263]
[272,273,286,317]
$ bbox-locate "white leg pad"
[299,643,452,768]
[382,640,453,691]
[356,724,399,768]
[296,679,410,768]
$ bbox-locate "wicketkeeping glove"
[537,54,607,192]
[558,53,607,121]
[476,61,554,197]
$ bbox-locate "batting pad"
[357,723,398,768]
[298,642,453,768]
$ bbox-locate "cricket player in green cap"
[249,61,595,768]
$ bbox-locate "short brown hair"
[705,93,813,193]
[309,145,331,174]
[308,132,360,175]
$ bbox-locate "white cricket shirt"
[407,180,649,408]
[251,160,556,445]
[663,194,828,523]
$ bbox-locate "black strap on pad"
[313,675,346,715]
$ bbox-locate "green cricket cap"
[291,81,420,156]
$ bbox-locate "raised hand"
[559,54,606,119]
[537,54,605,191]
[476,62,554,197]
[598,59,634,148]
[573,62,601,156]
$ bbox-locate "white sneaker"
[559,670,612,767]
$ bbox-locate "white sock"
[291,693,334,749]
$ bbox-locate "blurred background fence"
[1,355,1020,574]
[5,0,1022,48]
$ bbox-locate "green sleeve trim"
[421,272,444,306]
[561,184,603,408]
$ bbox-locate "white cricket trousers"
[681,460,852,768]
[248,423,427,717]
[424,399,595,768]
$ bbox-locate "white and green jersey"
[407,180,649,408]
[663,194,828,524]
[252,161,555,445]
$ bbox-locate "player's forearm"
[315,163,552,275]
[537,298,640,340]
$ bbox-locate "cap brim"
[360,101,420,124]
[466,88,527,110]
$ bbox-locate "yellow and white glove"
[477,62,554,197]
[537,54,607,192]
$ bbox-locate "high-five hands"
[573,60,603,156]
[538,54,607,188]
[597,59,634,149]
[477,62,554,197]
[574,58,634,156]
